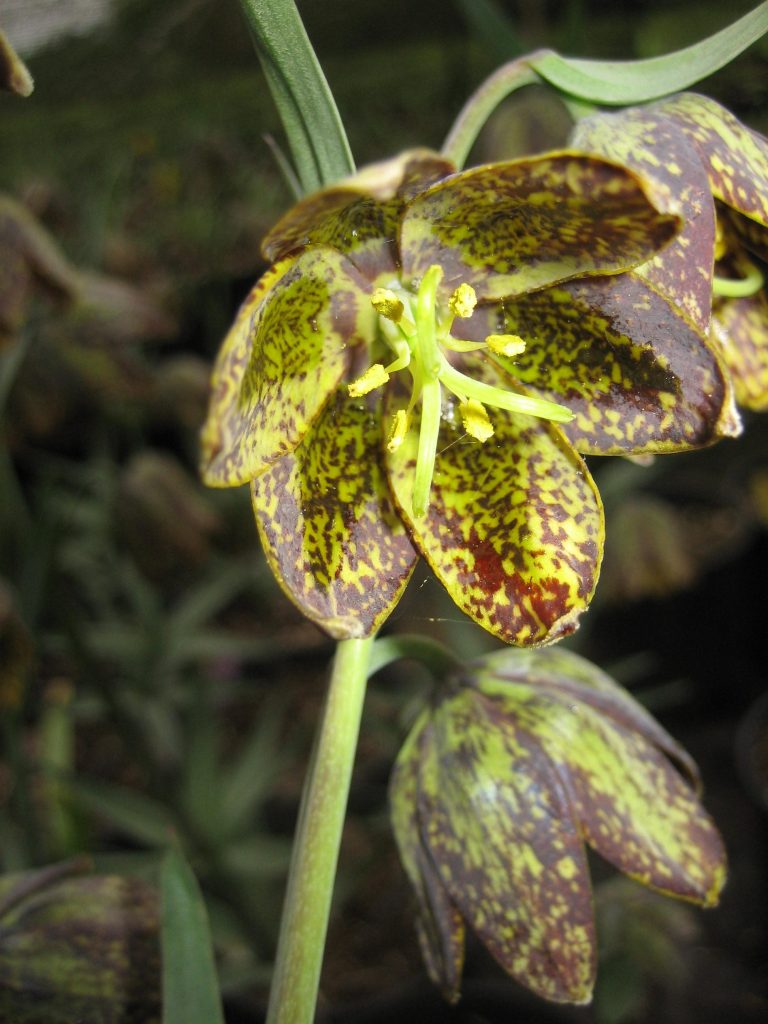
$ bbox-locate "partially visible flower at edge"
[389,646,726,1005]
[570,92,768,412]
[200,147,735,645]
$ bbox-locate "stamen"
[371,288,405,322]
[348,363,390,397]
[712,262,764,299]
[439,357,573,424]
[460,399,494,441]
[387,409,409,452]
[486,333,526,357]
[448,283,477,319]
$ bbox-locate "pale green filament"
[349,264,573,519]
[712,261,764,298]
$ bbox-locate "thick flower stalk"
[201,149,734,645]
[389,646,726,1005]
[569,93,768,411]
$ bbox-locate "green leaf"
[531,3,768,104]
[453,0,524,64]
[237,0,354,192]
[161,846,225,1024]
[65,776,175,848]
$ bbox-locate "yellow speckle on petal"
[387,409,409,451]
[371,288,404,322]
[449,282,477,319]
[460,399,494,442]
[348,363,390,397]
[556,857,578,880]
[486,333,526,357]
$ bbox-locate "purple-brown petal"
[252,388,418,639]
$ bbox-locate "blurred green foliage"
[1,1,768,1021]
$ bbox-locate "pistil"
[347,264,573,518]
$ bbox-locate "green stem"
[368,633,461,678]
[441,53,545,168]
[266,636,373,1024]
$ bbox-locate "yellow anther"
[448,282,477,319]
[348,363,390,398]
[387,409,409,452]
[486,333,526,357]
[459,399,494,442]
[371,288,405,322]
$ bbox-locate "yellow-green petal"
[462,274,738,455]
[711,288,768,411]
[390,714,465,1002]
[571,107,716,334]
[252,389,418,639]
[420,687,596,1003]
[261,149,455,279]
[201,246,375,487]
[385,360,604,646]
[399,153,681,302]
[473,648,726,906]
[655,93,768,230]
[476,647,699,789]
[200,257,293,484]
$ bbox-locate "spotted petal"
[711,290,768,411]
[252,389,418,639]
[462,273,738,455]
[261,150,455,279]
[201,246,374,487]
[655,93,768,229]
[385,361,603,646]
[472,650,726,905]
[419,686,596,1003]
[571,107,716,333]
[399,153,681,301]
[389,713,465,1002]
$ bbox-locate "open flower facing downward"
[389,646,726,1005]
[201,149,733,644]
[570,92,768,412]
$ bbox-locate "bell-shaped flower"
[201,149,734,645]
[570,92,768,412]
[389,646,726,1005]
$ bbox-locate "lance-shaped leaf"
[390,646,726,1006]
[462,273,738,454]
[201,246,374,486]
[384,359,604,647]
[252,388,418,639]
[399,154,682,300]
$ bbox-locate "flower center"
[348,264,573,518]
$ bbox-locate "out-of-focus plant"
[5,2,768,1022]
[0,860,160,1024]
